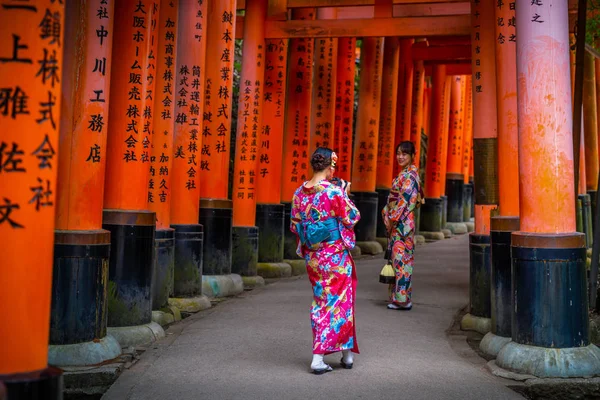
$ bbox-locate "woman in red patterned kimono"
[290,147,361,375]
[382,141,421,310]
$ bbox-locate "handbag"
[379,238,396,284]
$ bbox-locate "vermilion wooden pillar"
[496,0,600,378]
[461,0,499,335]
[334,37,357,182]
[0,1,65,394]
[445,76,466,224]
[256,38,289,264]
[421,65,447,234]
[231,0,267,283]
[351,37,384,248]
[462,76,474,223]
[281,8,314,259]
[376,37,400,239]
[199,0,243,297]
[149,0,178,313]
[50,0,121,368]
[310,8,338,152]
[481,0,520,356]
[393,39,414,177]
[170,0,209,302]
[439,75,452,231]
[411,59,425,170]
[584,51,599,233]
[103,0,164,343]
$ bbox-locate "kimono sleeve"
[289,191,306,258]
[332,189,361,228]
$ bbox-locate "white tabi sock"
[342,350,353,364]
[311,354,328,370]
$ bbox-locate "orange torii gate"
[2,1,598,392]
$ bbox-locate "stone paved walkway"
[102,234,523,400]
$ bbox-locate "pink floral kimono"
[290,180,361,355]
[382,164,420,305]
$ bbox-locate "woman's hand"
[345,181,351,194]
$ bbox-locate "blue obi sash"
[296,216,341,248]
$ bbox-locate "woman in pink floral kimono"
[290,147,361,375]
[382,141,421,311]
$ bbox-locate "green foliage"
[586,1,600,47]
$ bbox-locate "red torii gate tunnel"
[1,0,599,397]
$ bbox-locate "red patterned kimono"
[290,180,361,355]
[382,164,420,305]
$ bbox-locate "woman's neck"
[307,171,329,187]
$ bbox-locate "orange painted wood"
[470,0,498,141]
[470,0,498,234]
[200,0,237,200]
[0,0,64,375]
[424,65,447,199]
[412,45,471,61]
[595,54,600,193]
[439,75,452,196]
[104,0,156,210]
[170,0,207,224]
[410,59,425,165]
[426,36,471,46]
[495,0,519,216]
[351,37,384,193]
[393,39,413,177]
[286,0,467,6]
[149,0,178,229]
[423,82,431,141]
[141,2,160,191]
[281,8,315,202]
[232,0,267,227]
[446,76,465,175]
[333,37,357,182]
[424,62,472,76]
[335,3,469,19]
[257,39,288,204]
[374,0,393,18]
[376,37,400,190]
[474,204,497,235]
[516,0,575,233]
[57,0,114,231]
[310,8,338,152]
[264,15,471,38]
[462,75,473,184]
[584,50,599,192]
[268,0,288,20]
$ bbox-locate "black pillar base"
[172,224,204,297]
[580,194,593,248]
[441,195,448,227]
[511,233,588,348]
[232,226,259,277]
[256,203,284,262]
[1,367,63,400]
[199,199,232,275]
[152,228,175,310]
[463,183,473,222]
[352,191,379,242]
[419,197,443,232]
[589,190,597,234]
[414,206,421,233]
[445,176,464,223]
[490,217,519,338]
[376,188,390,238]
[469,233,491,319]
[103,210,155,327]
[282,202,300,259]
[51,230,111,345]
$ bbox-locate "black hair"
[310,147,334,172]
[396,141,416,156]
